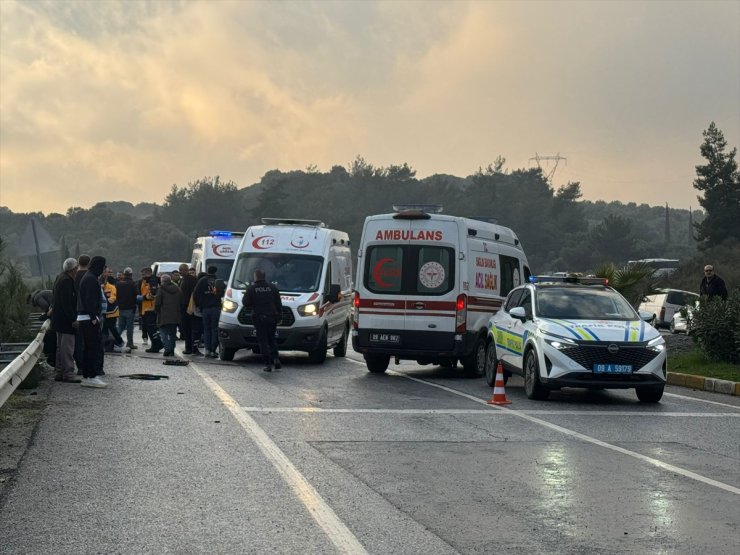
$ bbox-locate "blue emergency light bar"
[529,275,609,285]
[209,230,244,237]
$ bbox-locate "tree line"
[1,123,737,283]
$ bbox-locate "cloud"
[0,0,738,213]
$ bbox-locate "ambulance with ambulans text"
[191,230,244,280]
[352,205,530,376]
[218,219,353,363]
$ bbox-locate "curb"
[666,372,740,396]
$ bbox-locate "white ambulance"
[191,230,244,280]
[352,205,530,376]
[218,219,354,363]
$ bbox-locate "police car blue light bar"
[529,275,608,285]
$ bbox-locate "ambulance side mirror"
[326,284,341,303]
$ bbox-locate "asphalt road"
[0,346,738,554]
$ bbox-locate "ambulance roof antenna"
[529,152,567,183]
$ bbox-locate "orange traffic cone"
[487,361,511,405]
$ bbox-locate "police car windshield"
[536,287,638,320]
[232,253,323,292]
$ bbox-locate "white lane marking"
[242,407,740,417]
[190,360,368,555]
[664,391,740,409]
[349,355,740,411]
[389,371,740,496]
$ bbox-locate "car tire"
[219,347,236,361]
[636,385,664,403]
[308,330,328,364]
[333,324,349,357]
[484,339,498,386]
[462,336,486,378]
[365,354,390,374]
[524,349,549,400]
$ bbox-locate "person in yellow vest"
[101,268,129,353]
[138,267,163,353]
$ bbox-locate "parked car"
[638,289,699,329]
[670,304,696,334]
[486,275,667,403]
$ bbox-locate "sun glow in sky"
[1,0,738,214]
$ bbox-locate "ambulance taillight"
[353,292,361,329]
[455,294,467,333]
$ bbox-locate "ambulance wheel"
[333,324,349,357]
[308,330,328,364]
[462,336,486,378]
[524,349,549,400]
[219,347,236,361]
[484,340,498,386]
[365,354,389,374]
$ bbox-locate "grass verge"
[670,349,740,382]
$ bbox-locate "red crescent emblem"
[252,236,275,249]
[372,257,395,288]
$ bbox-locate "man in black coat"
[193,265,225,358]
[178,263,200,355]
[700,265,728,300]
[244,269,283,372]
[52,258,81,383]
[76,255,107,388]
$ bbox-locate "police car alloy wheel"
[484,341,498,386]
[524,350,549,400]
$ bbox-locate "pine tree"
[693,122,740,248]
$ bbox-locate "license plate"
[251,329,279,338]
[370,333,401,344]
[593,364,632,374]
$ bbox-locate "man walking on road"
[699,265,728,300]
[193,266,225,358]
[244,269,282,372]
[52,258,81,383]
[77,255,107,388]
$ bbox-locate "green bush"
[690,289,740,364]
[0,237,32,342]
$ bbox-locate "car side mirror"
[510,306,527,321]
[638,309,653,323]
[326,284,341,303]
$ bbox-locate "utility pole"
[30,217,46,279]
[529,153,567,183]
[664,203,670,246]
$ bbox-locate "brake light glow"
[353,292,360,329]
[455,293,467,333]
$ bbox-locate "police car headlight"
[298,303,318,316]
[543,335,577,350]
[647,336,665,352]
[221,299,238,313]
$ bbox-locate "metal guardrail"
[0,319,50,409]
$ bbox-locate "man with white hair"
[51,258,81,383]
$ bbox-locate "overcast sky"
[1,0,738,214]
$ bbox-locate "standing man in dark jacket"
[155,274,183,357]
[244,269,283,372]
[115,267,138,350]
[76,255,107,388]
[178,263,200,355]
[73,254,90,375]
[193,266,225,358]
[700,265,728,300]
[52,258,80,383]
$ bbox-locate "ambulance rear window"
[364,246,454,295]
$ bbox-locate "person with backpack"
[193,265,225,358]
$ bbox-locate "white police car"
[485,276,667,402]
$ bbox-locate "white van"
[352,205,530,376]
[218,219,354,363]
[638,288,699,328]
[151,261,189,276]
[191,230,245,280]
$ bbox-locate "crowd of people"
[31,257,225,389]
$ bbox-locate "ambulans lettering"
[374,230,443,241]
[252,236,275,249]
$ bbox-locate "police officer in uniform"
[245,269,283,372]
